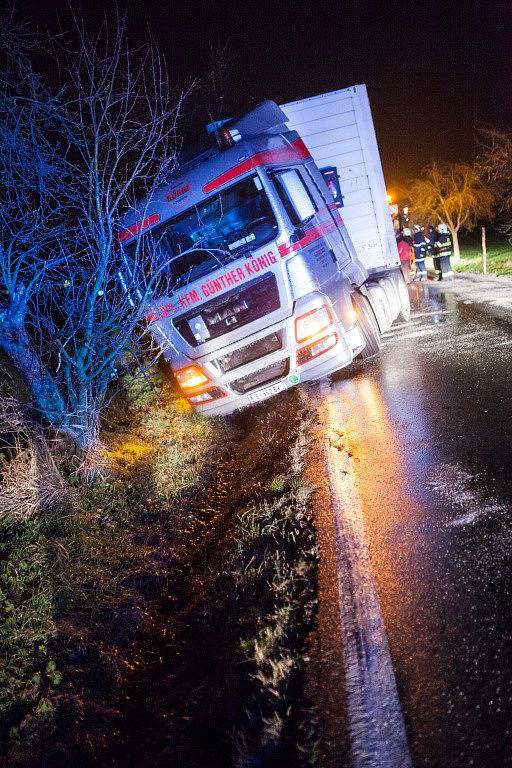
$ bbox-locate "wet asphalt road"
[326,281,512,768]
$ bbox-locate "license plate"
[247,380,287,403]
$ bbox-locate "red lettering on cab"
[167,183,191,203]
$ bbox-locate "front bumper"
[175,308,364,417]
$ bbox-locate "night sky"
[10,0,512,190]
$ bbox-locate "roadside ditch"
[2,370,321,767]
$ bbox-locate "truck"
[119,84,410,415]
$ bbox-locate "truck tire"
[397,272,411,322]
[352,292,381,359]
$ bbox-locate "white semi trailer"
[120,84,409,415]
[282,85,408,330]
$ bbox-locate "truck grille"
[230,359,289,394]
[173,273,280,347]
[215,332,282,373]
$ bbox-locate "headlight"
[295,305,334,343]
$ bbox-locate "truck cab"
[120,95,407,415]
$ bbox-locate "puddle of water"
[428,463,507,527]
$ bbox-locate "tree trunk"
[0,334,67,426]
[29,430,71,512]
[74,412,107,483]
[450,228,461,263]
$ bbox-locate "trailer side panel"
[281,85,400,275]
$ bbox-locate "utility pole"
[482,226,487,275]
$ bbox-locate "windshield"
[126,174,278,293]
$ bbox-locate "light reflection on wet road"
[328,282,512,768]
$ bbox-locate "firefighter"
[413,224,428,281]
[426,224,437,277]
[434,223,454,280]
[426,225,437,257]
[402,227,413,246]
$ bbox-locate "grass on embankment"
[231,410,319,766]
[0,370,220,754]
[1,370,319,767]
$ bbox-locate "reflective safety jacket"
[413,231,428,260]
[435,232,452,257]
[426,228,436,255]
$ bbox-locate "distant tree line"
[406,134,512,261]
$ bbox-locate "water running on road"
[315,282,512,768]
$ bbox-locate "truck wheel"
[352,292,381,359]
[397,273,411,321]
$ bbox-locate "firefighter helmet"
[413,224,421,232]
[403,227,411,237]
[437,223,449,234]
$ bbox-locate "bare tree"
[0,394,70,519]
[44,16,185,470]
[0,19,185,478]
[0,24,71,427]
[479,129,512,240]
[408,161,494,261]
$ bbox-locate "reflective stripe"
[278,218,338,257]
[203,138,311,193]
[118,213,161,243]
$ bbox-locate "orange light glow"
[107,439,150,467]
[175,365,209,392]
[295,305,334,343]
[348,307,358,326]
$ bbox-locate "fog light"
[188,387,226,404]
[297,333,338,365]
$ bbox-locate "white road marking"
[319,380,413,768]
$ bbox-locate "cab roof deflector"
[229,101,289,138]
